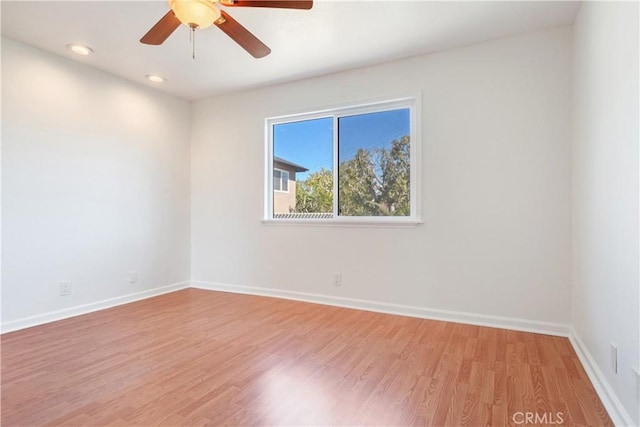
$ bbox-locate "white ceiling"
[1,1,580,100]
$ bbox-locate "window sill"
[261,218,423,229]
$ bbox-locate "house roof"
[274,157,308,173]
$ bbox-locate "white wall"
[572,2,640,425]
[1,38,191,325]
[191,27,573,327]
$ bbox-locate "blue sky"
[274,109,409,181]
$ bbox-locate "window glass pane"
[338,109,410,217]
[273,170,281,191]
[273,118,333,217]
[282,171,289,192]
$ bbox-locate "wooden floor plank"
[1,289,613,426]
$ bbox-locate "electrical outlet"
[333,272,342,287]
[59,281,71,296]
[610,343,618,374]
[129,271,138,284]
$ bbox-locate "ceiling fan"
[140,0,313,58]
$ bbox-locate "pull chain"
[190,25,196,59]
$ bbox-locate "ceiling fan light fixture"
[169,0,221,29]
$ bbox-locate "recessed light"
[66,43,93,56]
[146,74,166,83]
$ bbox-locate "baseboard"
[0,280,571,337]
[190,280,570,337]
[569,327,635,427]
[0,281,190,334]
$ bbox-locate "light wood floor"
[2,288,612,426]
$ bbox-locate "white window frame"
[273,168,290,193]
[264,96,422,227]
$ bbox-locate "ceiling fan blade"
[214,11,271,58]
[220,0,313,10]
[140,10,181,45]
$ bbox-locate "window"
[273,169,289,192]
[265,97,420,225]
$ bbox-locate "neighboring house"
[273,157,308,214]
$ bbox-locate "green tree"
[338,148,378,216]
[339,135,410,216]
[294,135,410,216]
[377,135,410,215]
[295,168,333,213]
